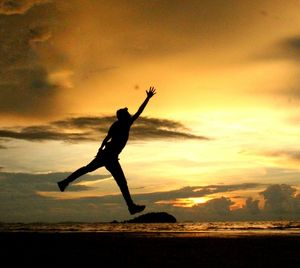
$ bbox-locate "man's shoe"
[57,180,68,192]
[129,204,146,215]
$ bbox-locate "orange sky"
[1,0,300,222]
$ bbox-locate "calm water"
[1,221,300,236]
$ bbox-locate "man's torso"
[105,120,132,155]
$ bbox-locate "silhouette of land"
[125,212,177,223]
[1,232,300,267]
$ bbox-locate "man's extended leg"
[105,160,145,215]
[57,158,104,192]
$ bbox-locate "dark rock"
[125,212,177,223]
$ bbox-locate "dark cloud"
[1,170,299,222]
[243,197,260,215]
[201,196,233,214]
[0,67,59,115]
[0,128,90,142]
[0,171,113,222]
[0,173,264,222]
[0,171,110,194]
[132,117,209,140]
[52,116,115,131]
[0,1,66,116]
[0,116,209,142]
[0,0,49,15]
[260,184,297,213]
[279,36,300,61]
[133,183,262,205]
[153,183,300,221]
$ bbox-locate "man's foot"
[57,180,68,192]
[129,204,146,215]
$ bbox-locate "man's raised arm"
[131,87,156,122]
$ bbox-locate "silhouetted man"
[57,87,156,215]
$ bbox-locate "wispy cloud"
[0,127,91,142]
[250,34,300,103]
[0,116,209,142]
[0,0,49,15]
[257,150,300,162]
[254,35,300,62]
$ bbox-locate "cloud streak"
[0,116,209,142]
[0,0,49,15]
[258,150,300,163]
[0,144,6,149]
[1,170,299,222]
[135,183,262,203]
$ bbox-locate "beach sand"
[1,232,300,267]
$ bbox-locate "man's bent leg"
[105,160,145,215]
[58,158,104,192]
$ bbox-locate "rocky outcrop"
[125,212,177,223]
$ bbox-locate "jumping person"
[57,87,156,215]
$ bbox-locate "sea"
[1,221,300,237]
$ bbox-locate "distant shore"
[1,232,300,267]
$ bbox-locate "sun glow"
[187,197,213,207]
[156,196,213,208]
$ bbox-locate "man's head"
[116,107,131,121]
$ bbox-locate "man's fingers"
[147,87,157,96]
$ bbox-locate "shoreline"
[1,230,300,237]
[1,232,300,267]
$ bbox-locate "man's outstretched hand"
[146,87,156,98]
[132,86,156,121]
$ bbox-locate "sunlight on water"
[1,221,300,236]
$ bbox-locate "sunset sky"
[1,0,300,222]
